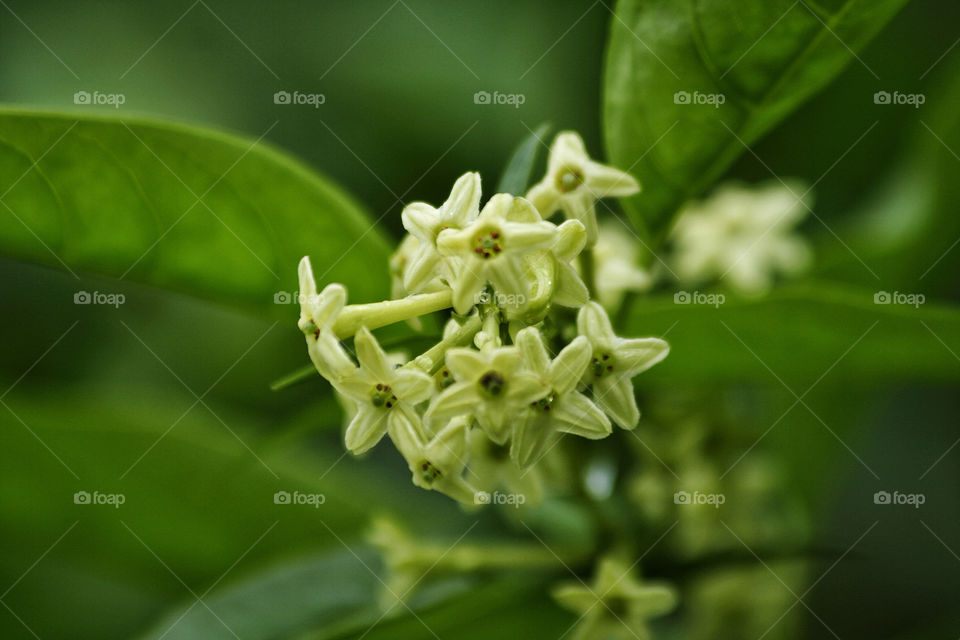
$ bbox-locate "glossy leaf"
[318,576,572,640]
[603,0,908,235]
[135,549,383,640]
[0,110,391,316]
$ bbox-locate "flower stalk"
[332,289,452,338]
[412,313,482,375]
[579,248,597,298]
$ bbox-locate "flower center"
[473,231,502,259]
[531,391,557,412]
[604,595,630,618]
[370,383,397,409]
[437,366,455,390]
[592,353,614,378]
[489,441,510,460]
[479,371,505,396]
[418,460,442,484]
[556,167,585,193]
[301,319,319,340]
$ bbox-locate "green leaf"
[0,384,421,640]
[0,109,391,316]
[135,549,383,640]
[603,0,908,236]
[825,56,960,296]
[496,122,551,196]
[319,575,571,640]
[625,283,960,386]
[137,546,490,640]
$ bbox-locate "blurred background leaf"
[134,548,386,640]
[627,283,960,386]
[496,121,551,195]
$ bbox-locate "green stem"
[467,299,501,351]
[579,248,597,299]
[413,314,482,374]
[413,542,578,572]
[333,290,452,338]
[482,309,499,337]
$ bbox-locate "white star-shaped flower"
[577,302,669,430]
[400,171,481,293]
[424,344,547,444]
[526,132,640,244]
[550,218,590,307]
[335,326,433,456]
[437,194,557,315]
[512,328,611,467]
[298,256,354,381]
[406,416,478,504]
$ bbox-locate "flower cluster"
[669,181,812,294]
[297,131,668,503]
